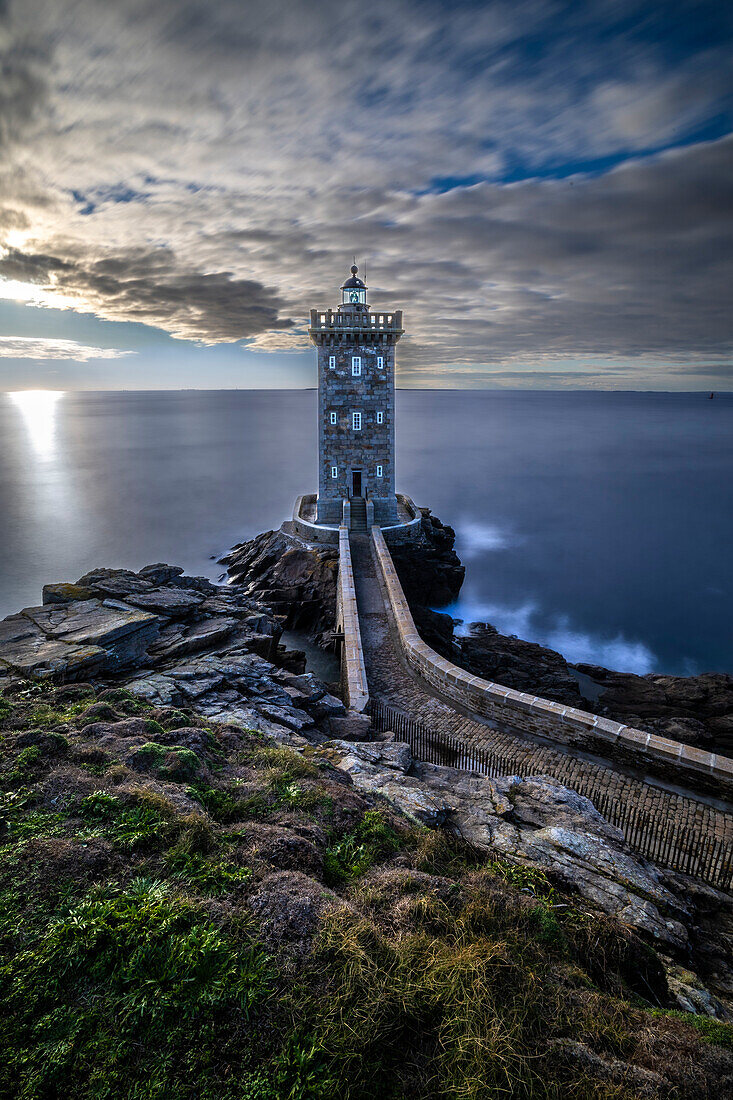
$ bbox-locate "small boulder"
[138,564,185,585]
[42,583,96,605]
[125,588,204,618]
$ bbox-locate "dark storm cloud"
[0,6,48,152]
[0,246,293,341]
[0,0,731,381]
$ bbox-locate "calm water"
[1,389,731,676]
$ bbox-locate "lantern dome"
[340,264,367,306]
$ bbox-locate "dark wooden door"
[352,471,362,497]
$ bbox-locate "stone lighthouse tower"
[308,265,404,527]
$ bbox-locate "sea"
[1,389,731,677]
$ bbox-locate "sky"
[0,0,731,391]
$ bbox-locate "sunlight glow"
[0,278,78,310]
[10,390,64,459]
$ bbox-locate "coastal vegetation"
[1,680,731,1099]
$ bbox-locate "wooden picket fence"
[369,697,733,890]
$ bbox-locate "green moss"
[28,698,95,728]
[135,741,168,766]
[163,748,202,781]
[652,1009,733,1049]
[133,743,202,782]
[15,744,42,769]
[144,719,167,738]
[97,688,155,715]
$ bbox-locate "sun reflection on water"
[10,390,64,459]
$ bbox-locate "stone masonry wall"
[317,340,396,522]
[371,525,733,799]
[336,525,369,712]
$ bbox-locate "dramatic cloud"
[0,245,292,342]
[0,336,135,360]
[0,0,731,385]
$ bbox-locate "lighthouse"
[308,265,404,527]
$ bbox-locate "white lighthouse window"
[376,410,384,424]
[351,356,361,376]
[331,466,338,479]
[352,411,362,431]
[377,356,384,369]
[330,411,337,425]
[329,355,336,368]
[376,465,383,478]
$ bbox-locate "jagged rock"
[576,664,733,754]
[76,568,154,599]
[149,617,240,659]
[459,623,584,705]
[314,739,456,825]
[124,673,180,706]
[665,961,729,1018]
[257,703,315,732]
[327,739,413,774]
[240,613,279,636]
[167,575,220,595]
[0,612,108,680]
[315,740,690,949]
[125,588,205,617]
[548,1039,668,1097]
[389,510,464,608]
[326,714,373,740]
[42,582,96,605]
[245,633,280,661]
[301,690,345,721]
[0,599,159,677]
[138,563,185,585]
[223,528,338,634]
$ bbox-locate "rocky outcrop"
[0,600,159,680]
[389,509,464,607]
[2,537,731,1024]
[221,511,464,652]
[315,739,691,950]
[222,528,339,637]
[0,564,344,745]
[416,614,586,706]
[576,664,733,754]
[314,737,733,1011]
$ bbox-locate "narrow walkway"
[349,533,733,849]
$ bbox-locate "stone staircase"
[350,496,367,531]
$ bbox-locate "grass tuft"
[0,879,272,1097]
[323,810,401,887]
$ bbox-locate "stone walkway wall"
[348,532,733,856]
[371,526,733,799]
[336,526,369,712]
